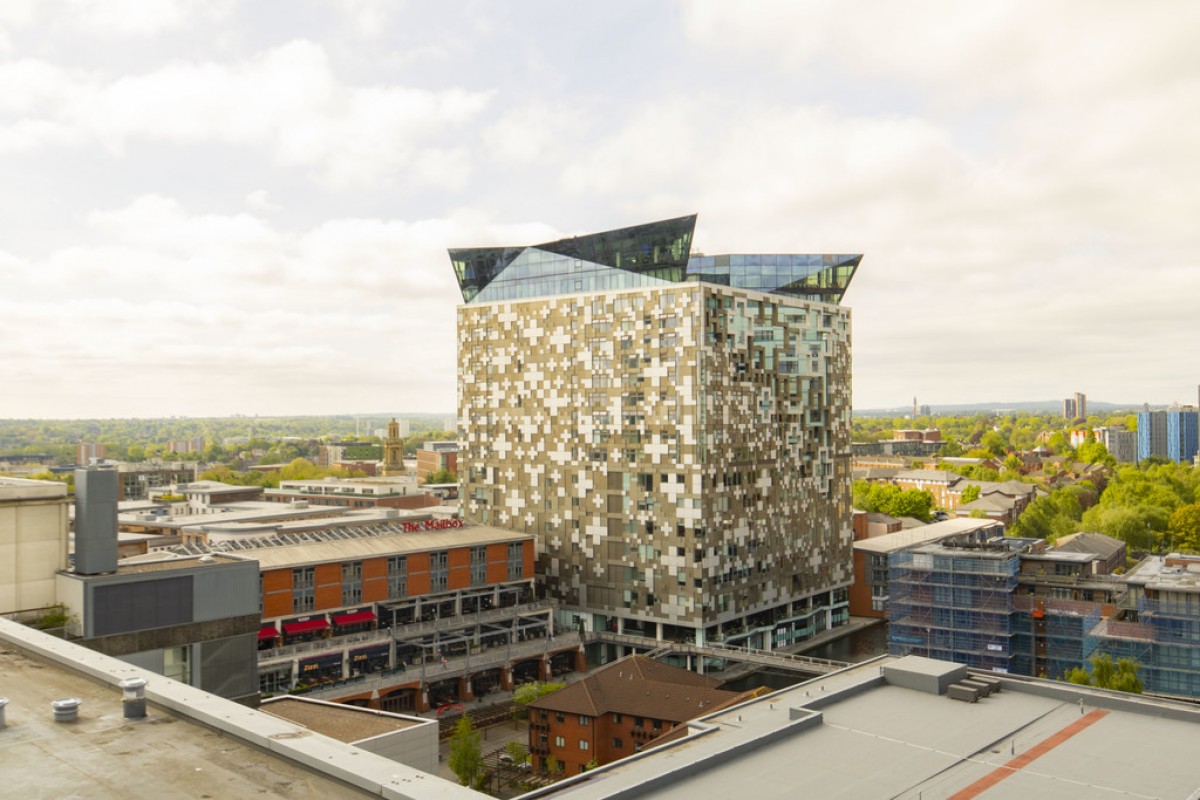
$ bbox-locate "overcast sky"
[3,1,1198,419]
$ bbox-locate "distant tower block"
[382,418,405,476]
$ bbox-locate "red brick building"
[528,655,749,775]
[416,442,458,482]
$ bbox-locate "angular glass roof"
[448,214,859,304]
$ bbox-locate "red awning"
[283,618,330,635]
[258,626,279,641]
[333,610,377,627]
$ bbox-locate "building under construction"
[888,541,1019,672]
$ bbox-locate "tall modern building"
[1062,392,1086,421]
[1137,410,1168,462]
[451,214,861,648]
[1166,407,1199,464]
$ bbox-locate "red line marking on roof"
[947,708,1109,800]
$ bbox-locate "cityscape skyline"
[3,3,1199,418]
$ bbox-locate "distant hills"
[854,400,1141,418]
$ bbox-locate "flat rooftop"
[0,476,67,500]
[119,500,349,531]
[543,657,1200,800]
[0,643,368,799]
[1125,554,1200,594]
[854,517,999,555]
[231,525,533,570]
[0,618,480,800]
[262,697,424,743]
[103,552,250,574]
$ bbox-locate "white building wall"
[0,479,69,613]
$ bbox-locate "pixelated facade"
[453,217,858,645]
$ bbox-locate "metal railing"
[298,629,583,701]
[588,631,849,674]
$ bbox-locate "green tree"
[938,439,964,457]
[960,485,981,504]
[852,482,933,521]
[980,431,1008,458]
[448,715,485,788]
[1065,653,1143,694]
[546,755,563,775]
[1168,503,1200,554]
[504,740,530,767]
[512,680,566,719]
[423,468,458,485]
[1076,439,1110,465]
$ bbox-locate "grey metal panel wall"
[74,469,118,574]
[92,576,194,636]
[199,634,258,700]
[192,562,258,622]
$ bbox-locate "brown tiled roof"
[529,654,739,723]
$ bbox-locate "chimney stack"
[74,468,118,575]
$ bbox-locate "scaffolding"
[1011,596,1100,679]
[1134,595,1200,697]
[888,544,1018,671]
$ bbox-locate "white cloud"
[0,195,584,416]
[332,0,393,38]
[682,1,1200,107]
[245,189,281,213]
[483,102,589,165]
[0,40,491,187]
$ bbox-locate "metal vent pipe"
[52,698,81,722]
[119,677,148,719]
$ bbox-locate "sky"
[2,1,1198,419]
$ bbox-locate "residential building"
[1166,407,1199,464]
[1052,531,1126,575]
[1063,392,1086,420]
[1106,553,1200,698]
[166,437,205,454]
[527,654,748,774]
[891,469,963,508]
[1138,409,1168,461]
[76,442,106,464]
[849,517,1003,618]
[1096,425,1137,463]
[453,214,861,650]
[0,477,70,613]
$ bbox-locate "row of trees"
[853,411,1137,453]
[199,458,367,488]
[1010,462,1200,554]
[0,415,457,466]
